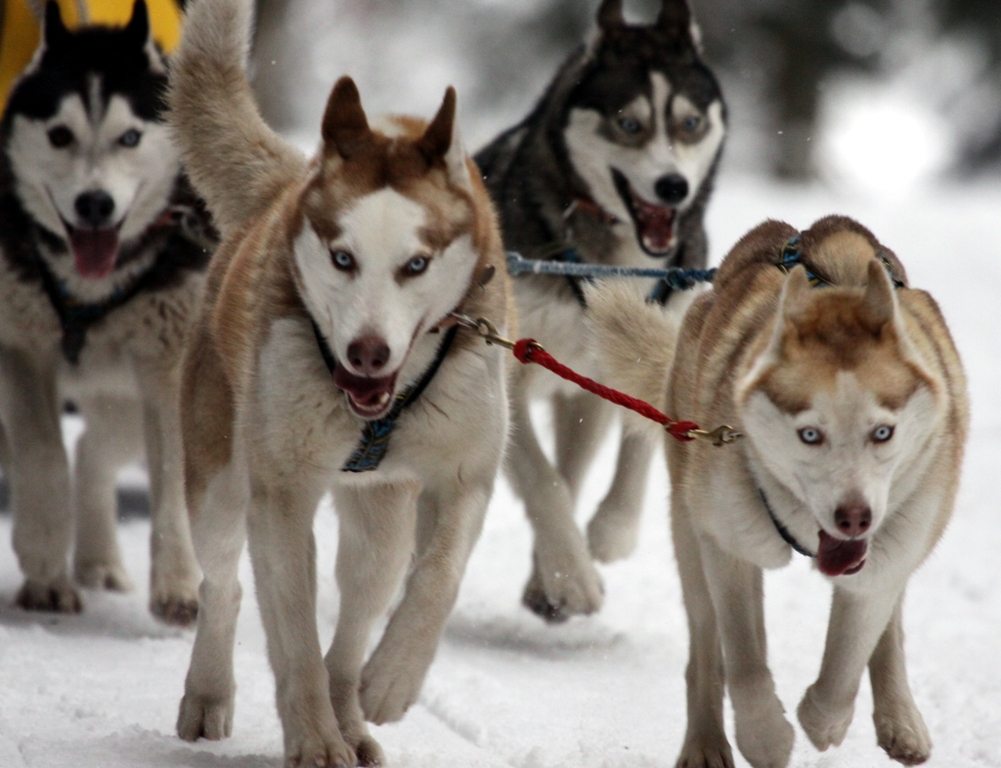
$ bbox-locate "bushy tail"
[168,0,306,235]
[583,281,685,438]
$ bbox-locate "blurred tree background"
[250,0,1001,181]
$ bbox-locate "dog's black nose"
[74,190,115,227]
[654,173,688,205]
[835,502,872,538]
[347,336,391,375]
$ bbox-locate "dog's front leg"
[0,346,79,612]
[247,483,355,768]
[797,583,902,754]
[868,593,931,765]
[359,480,489,725]
[135,360,200,624]
[587,428,655,563]
[325,481,419,766]
[699,534,794,768]
[505,391,603,622]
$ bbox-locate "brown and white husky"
[168,0,512,764]
[587,216,967,767]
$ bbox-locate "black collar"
[758,488,815,558]
[311,319,459,472]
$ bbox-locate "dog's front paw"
[283,720,356,768]
[75,560,133,592]
[16,577,82,613]
[587,503,640,563]
[732,686,794,768]
[525,539,603,622]
[150,573,199,626]
[353,734,385,767]
[797,684,854,752]
[675,732,735,768]
[874,701,932,765]
[177,690,234,741]
[359,641,432,725]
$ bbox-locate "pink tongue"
[817,530,867,576]
[70,228,120,279]
[633,197,675,253]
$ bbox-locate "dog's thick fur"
[476,0,725,622]
[0,0,213,621]
[587,216,967,767]
[169,0,511,764]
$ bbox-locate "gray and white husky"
[0,0,215,622]
[475,0,726,621]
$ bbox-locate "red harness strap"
[512,338,699,443]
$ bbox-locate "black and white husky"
[476,0,726,621]
[0,0,214,622]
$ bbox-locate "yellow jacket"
[0,0,183,110]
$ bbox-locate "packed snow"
[0,174,998,768]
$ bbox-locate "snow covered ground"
[1,175,999,768]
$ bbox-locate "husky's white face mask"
[3,0,178,284]
[291,80,479,421]
[737,264,944,578]
[561,0,726,259]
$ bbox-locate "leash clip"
[687,425,743,446]
[448,313,517,350]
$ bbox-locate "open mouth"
[611,169,676,257]
[332,365,398,420]
[816,530,867,576]
[63,221,121,280]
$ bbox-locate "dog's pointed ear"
[43,1,70,49]
[780,265,813,324]
[124,0,152,47]
[859,259,895,332]
[418,87,471,190]
[597,0,624,31]
[658,0,700,49]
[321,77,371,159]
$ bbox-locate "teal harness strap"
[311,321,459,473]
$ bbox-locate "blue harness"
[312,321,459,473]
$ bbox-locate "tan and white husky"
[169,0,511,764]
[587,216,967,767]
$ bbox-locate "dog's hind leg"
[72,395,143,592]
[506,390,603,622]
[0,346,79,612]
[797,583,903,755]
[671,487,734,768]
[360,478,491,725]
[699,534,793,768]
[868,594,932,765]
[325,481,419,766]
[135,360,200,625]
[177,458,247,743]
[588,429,655,563]
[246,478,355,768]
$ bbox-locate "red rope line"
[512,339,698,442]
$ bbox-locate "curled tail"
[583,281,685,438]
[168,0,306,235]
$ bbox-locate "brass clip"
[686,425,743,446]
[474,318,516,350]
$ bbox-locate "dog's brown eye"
[331,249,356,272]
[872,425,894,443]
[798,427,824,445]
[47,125,74,148]
[402,255,429,277]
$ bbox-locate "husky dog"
[475,0,725,622]
[587,216,967,767]
[0,0,214,620]
[169,0,511,763]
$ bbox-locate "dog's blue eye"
[872,425,894,443]
[618,117,642,135]
[403,255,429,276]
[331,250,356,272]
[47,126,74,148]
[118,129,142,148]
[798,427,823,445]
[681,116,701,132]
